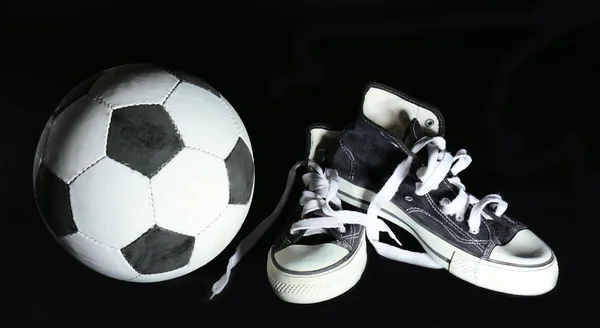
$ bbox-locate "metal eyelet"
[425,119,435,127]
[404,196,413,202]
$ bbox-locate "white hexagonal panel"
[221,96,253,156]
[43,95,111,183]
[69,157,155,249]
[189,204,250,268]
[150,147,229,236]
[163,82,239,158]
[60,233,138,280]
[89,64,179,109]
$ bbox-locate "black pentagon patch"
[53,71,103,118]
[107,104,183,177]
[169,69,220,98]
[225,138,254,205]
[121,225,195,275]
[34,164,77,237]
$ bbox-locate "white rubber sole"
[337,177,559,296]
[266,237,367,304]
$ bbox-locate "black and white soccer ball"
[33,64,255,282]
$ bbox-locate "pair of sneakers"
[210,83,559,304]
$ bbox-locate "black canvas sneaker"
[265,159,368,304]
[210,125,438,303]
[327,83,559,296]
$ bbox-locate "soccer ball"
[33,64,255,283]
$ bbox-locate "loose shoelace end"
[209,274,229,300]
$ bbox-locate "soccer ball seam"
[219,96,241,137]
[184,145,224,160]
[195,203,230,238]
[66,155,106,185]
[127,261,190,280]
[77,231,120,250]
[161,80,182,107]
[64,91,114,184]
[148,180,158,226]
[89,92,114,110]
[148,94,185,177]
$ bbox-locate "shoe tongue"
[403,119,433,167]
[312,148,328,167]
[307,126,340,166]
[403,118,428,148]
[362,83,445,140]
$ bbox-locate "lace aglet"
[209,284,223,300]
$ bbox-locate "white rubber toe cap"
[273,243,349,272]
[489,229,554,267]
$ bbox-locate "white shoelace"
[210,160,440,300]
[370,136,509,235]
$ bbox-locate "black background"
[2,0,595,325]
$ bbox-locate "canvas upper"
[326,83,558,295]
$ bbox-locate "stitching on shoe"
[360,116,411,153]
[424,194,486,248]
[407,208,484,247]
[483,238,495,258]
[339,139,356,180]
